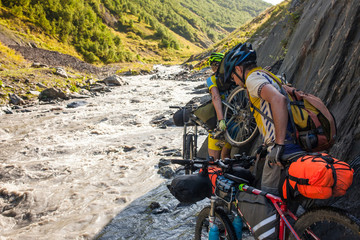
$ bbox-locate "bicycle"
[170,86,258,167]
[170,156,360,240]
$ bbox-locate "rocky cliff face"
[255,0,359,161]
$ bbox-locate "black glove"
[267,143,284,165]
[256,145,267,159]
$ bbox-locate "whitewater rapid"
[0,65,206,239]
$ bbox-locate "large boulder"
[39,87,68,101]
[101,75,128,86]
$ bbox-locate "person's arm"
[259,84,288,145]
[210,87,224,121]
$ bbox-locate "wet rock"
[160,149,181,157]
[78,88,91,96]
[9,93,25,105]
[101,75,128,86]
[158,158,171,168]
[39,87,68,101]
[68,92,90,99]
[150,74,160,80]
[152,206,170,215]
[2,210,17,217]
[66,101,88,108]
[157,166,175,179]
[149,202,160,209]
[89,83,111,92]
[2,107,13,114]
[123,146,136,152]
[54,67,68,78]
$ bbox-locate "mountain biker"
[223,43,304,195]
[206,52,232,160]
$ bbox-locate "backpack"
[250,70,337,152]
[280,153,354,200]
[215,43,245,92]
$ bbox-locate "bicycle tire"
[184,134,195,174]
[184,134,195,160]
[195,206,237,240]
[290,207,360,240]
[224,86,258,147]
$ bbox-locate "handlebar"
[170,154,255,171]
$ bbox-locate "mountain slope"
[0,0,270,64]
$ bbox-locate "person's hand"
[256,144,267,159]
[267,143,284,166]
[218,119,226,131]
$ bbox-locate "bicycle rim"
[195,206,237,240]
[184,134,194,159]
[224,86,258,147]
[291,207,360,240]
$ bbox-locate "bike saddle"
[281,151,306,163]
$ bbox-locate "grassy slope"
[0,0,275,105]
[188,0,291,69]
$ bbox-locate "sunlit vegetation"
[0,0,270,64]
[190,0,291,69]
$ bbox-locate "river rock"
[8,93,25,105]
[39,87,68,101]
[101,75,128,86]
[66,101,88,108]
[89,83,111,92]
[54,67,68,78]
[157,166,175,179]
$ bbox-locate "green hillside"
[0,0,270,64]
[188,0,291,68]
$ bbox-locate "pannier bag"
[215,175,236,203]
[193,100,217,130]
[167,172,212,203]
[206,166,223,194]
[173,108,191,126]
[237,192,278,240]
[281,153,354,200]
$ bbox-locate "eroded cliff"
[256,0,360,161]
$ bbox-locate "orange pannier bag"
[202,166,222,194]
[281,153,354,200]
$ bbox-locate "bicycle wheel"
[183,134,195,174]
[290,207,360,240]
[223,86,258,147]
[195,206,237,240]
[184,134,195,160]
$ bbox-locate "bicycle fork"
[208,196,220,239]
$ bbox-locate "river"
[0,65,207,239]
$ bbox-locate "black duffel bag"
[167,172,212,203]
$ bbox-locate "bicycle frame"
[237,184,302,240]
